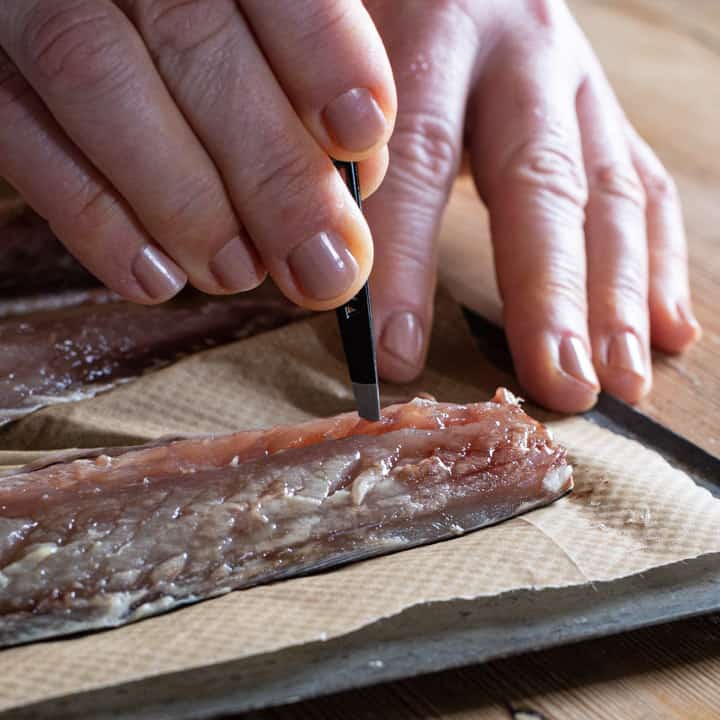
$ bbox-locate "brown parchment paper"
[1,297,719,713]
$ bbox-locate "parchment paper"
[1,296,719,713]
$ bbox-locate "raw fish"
[0,389,572,647]
[0,288,306,426]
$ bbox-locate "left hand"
[364,0,701,412]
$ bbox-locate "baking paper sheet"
[1,296,719,713]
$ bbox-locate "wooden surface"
[440,0,720,456]
[237,1,720,719]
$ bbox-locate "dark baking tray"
[6,310,720,720]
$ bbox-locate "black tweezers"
[332,160,381,421]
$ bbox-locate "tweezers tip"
[353,382,381,422]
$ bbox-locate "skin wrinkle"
[277,1,354,52]
[590,164,646,209]
[137,0,234,55]
[386,116,460,197]
[498,143,588,209]
[20,2,137,97]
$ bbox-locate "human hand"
[364,0,700,412]
[0,0,395,310]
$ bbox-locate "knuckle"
[644,169,679,204]
[63,179,123,236]
[421,0,477,30]
[389,113,459,196]
[523,0,565,31]
[155,173,228,237]
[501,139,588,210]
[497,0,569,53]
[288,2,352,49]
[22,0,130,94]
[590,164,646,210]
[246,148,323,222]
[137,0,235,57]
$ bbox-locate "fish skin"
[0,287,307,427]
[0,389,572,647]
[0,211,307,425]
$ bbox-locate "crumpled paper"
[1,296,719,713]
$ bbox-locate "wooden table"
[236,2,720,718]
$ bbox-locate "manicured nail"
[559,336,599,387]
[608,331,645,377]
[210,235,263,291]
[132,245,185,300]
[288,231,358,301]
[381,311,424,367]
[322,88,387,153]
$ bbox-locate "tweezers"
[333,160,381,421]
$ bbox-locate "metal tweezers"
[332,160,381,421]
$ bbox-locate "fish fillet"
[0,287,306,426]
[0,389,572,647]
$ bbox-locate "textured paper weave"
[1,297,719,712]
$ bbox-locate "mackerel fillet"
[0,389,572,647]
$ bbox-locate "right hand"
[0,0,396,309]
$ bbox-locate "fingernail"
[132,245,185,300]
[322,88,387,153]
[608,331,645,377]
[381,311,424,367]
[559,336,599,387]
[210,235,263,292]
[288,231,358,301]
[676,300,702,337]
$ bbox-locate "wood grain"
[236,615,720,720]
[237,1,720,718]
[439,0,720,455]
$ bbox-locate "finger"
[0,0,254,295]
[577,75,651,404]
[124,0,372,310]
[241,0,396,160]
[357,145,389,199]
[627,126,701,352]
[470,39,599,413]
[363,3,479,382]
[0,46,185,302]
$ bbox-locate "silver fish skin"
[0,286,306,427]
